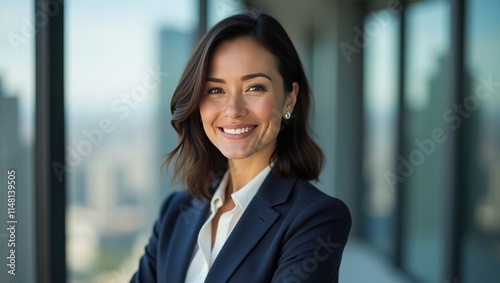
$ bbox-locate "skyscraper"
[0,77,35,283]
[156,28,196,208]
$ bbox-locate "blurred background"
[0,0,499,282]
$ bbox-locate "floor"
[340,238,413,283]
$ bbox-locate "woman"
[132,11,351,283]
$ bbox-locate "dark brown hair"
[164,11,324,199]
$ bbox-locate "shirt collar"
[232,165,271,210]
[210,165,272,211]
[210,172,229,212]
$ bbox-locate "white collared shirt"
[184,165,272,283]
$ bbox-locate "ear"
[283,82,299,115]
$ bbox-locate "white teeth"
[222,126,254,135]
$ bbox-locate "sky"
[65,0,197,112]
[0,0,198,142]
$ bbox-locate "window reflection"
[207,0,247,28]
[403,1,450,282]
[463,0,500,281]
[362,9,399,256]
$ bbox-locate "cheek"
[199,101,219,124]
[199,102,219,138]
[253,98,282,125]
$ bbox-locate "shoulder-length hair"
[164,11,324,199]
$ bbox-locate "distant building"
[156,28,196,206]
[0,77,35,283]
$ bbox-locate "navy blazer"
[131,171,351,283]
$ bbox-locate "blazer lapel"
[163,197,209,283]
[205,172,298,282]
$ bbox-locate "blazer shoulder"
[294,178,350,208]
[269,179,351,283]
[288,178,352,226]
[157,190,199,221]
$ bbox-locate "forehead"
[208,37,279,76]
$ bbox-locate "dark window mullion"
[444,0,465,281]
[394,0,407,270]
[35,0,66,282]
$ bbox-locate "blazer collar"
[205,171,299,282]
[254,170,298,207]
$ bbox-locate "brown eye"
[207,87,224,95]
[247,84,266,92]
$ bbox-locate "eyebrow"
[206,72,272,83]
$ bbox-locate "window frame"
[35,0,67,282]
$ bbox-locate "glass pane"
[402,1,450,282]
[462,0,500,282]
[207,0,247,28]
[0,1,36,282]
[65,1,198,282]
[362,9,399,256]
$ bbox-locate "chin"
[221,151,254,160]
[218,145,258,159]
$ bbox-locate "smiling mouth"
[219,126,256,135]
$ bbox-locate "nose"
[224,92,247,119]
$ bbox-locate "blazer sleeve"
[130,192,180,283]
[271,197,351,283]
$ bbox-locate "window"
[403,0,450,282]
[65,1,198,282]
[362,8,399,257]
[207,0,246,28]
[462,0,500,281]
[0,1,36,282]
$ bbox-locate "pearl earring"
[284,112,291,120]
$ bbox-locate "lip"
[218,124,257,140]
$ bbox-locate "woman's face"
[200,37,298,163]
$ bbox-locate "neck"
[226,141,276,194]
[227,154,274,194]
